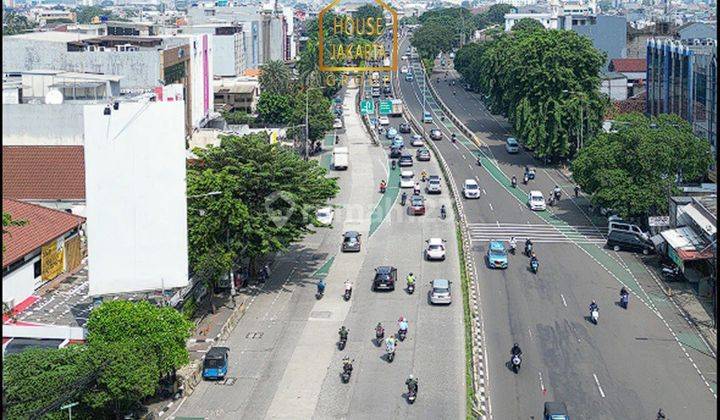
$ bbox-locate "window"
[34,260,42,278]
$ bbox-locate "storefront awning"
[679,204,716,238]
[660,227,714,261]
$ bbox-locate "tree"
[411,20,454,60]
[287,88,334,143]
[418,7,475,45]
[3,346,92,419]
[352,4,384,41]
[259,60,292,95]
[188,134,339,274]
[86,300,193,378]
[2,12,35,35]
[221,110,256,125]
[474,3,513,30]
[571,113,713,220]
[73,6,126,24]
[511,17,545,32]
[453,42,485,89]
[256,92,292,124]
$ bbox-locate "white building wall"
[179,34,214,127]
[2,104,86,145]
[2,256,41,308]
[84,101,188,296]
[601,77,628,100]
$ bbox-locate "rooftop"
[2,146,86,201]
[2,198,85,268]
[610,58,647,73]
[4,31,96,42]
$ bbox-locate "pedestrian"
[574,185,580,198]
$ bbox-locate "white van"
[332,147,349,170]
[608,219,647,239]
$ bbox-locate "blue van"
[202,347,229,380]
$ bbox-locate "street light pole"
[305,89,310,161]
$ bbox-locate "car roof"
[428,237,444,245]
[544,401,568,414]
[506,137,517,142]
[343,230,360,237]
[530,190,543,196]
[206,346,230,358]
[376,266,396,273]
[401,170,414,176]
[432,279,449,288]
[489,240,504,249]
[464,179,478,185]
[418,148,429,152]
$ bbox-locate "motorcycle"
[662,264,681,281]
[554,190,561,201]
[523,174,529,185]
[525,243,533,256]
[477,157,482,166]
[530,259,539,274]
[387,347,395,363]
[343,287,352,301]
[316,285,325,300]
[341,363,353,383]
[380,185,387,194]
[509,243,516,255]
[511,178,517,188]
[407,283,415,294]
[407,388,417,404]
[376,326,385,341]
[338,331,348,350]
[590,308,599,325]
[511,354,522,373]
[400,193,407,206]
[440,208,447,220]
[398,328,407,341]
[620,293,629,309]
[547,196,555,207]
[391,160,397,170]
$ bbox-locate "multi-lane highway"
[394,35,717,419]
[172,77,466,419]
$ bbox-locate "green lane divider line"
[369,160,400,237]
[324,134,335,147]
[677,331,709,355]
[312,255,335,279]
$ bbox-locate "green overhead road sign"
[360,100,375,115]
[379,100,392,115]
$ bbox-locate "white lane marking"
[560,294,567,307]
[528,329,533,339]
[496,220,500,227]
[488,203,494,211]
[538,371,546,395]
[481,188,486,195]
[166,395,188,418]
[462,153,466,159]
[593,373,606,398]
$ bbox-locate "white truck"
[332,146,349,170]
[389,99,403,117]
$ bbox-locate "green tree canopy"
[188,134,339,271]
[287,88,335,142]
[259,60,292,95]
[453,42,485,89]
[411,20,455,60]
[352,4,384,40]
[571,113,713,220]
[512,17,545,32]
[86,300,193,377]
[257,92,292,124]
[2,12,36,35]
[474,3,513,29]
[73,6,127,23]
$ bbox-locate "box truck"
[332,147,349,170]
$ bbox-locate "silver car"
[429,279,452,305]
[426,175,441,194]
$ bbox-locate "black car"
[416,148,431,161]
[389,146,402,158]
[543,402,569,420]
[341,231,361,252]
[373,266,397,291]
[398,154,413,167]
[399,123,411,133]
[606,230,654,255]
[382,85,392,94]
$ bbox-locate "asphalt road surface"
[172,79,466,419]
[393,36,716,419]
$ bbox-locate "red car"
[409,194,426,215]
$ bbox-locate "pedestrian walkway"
[467,222,607,244]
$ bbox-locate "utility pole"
[304,88,310,161]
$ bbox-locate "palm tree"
[259,60,292,95]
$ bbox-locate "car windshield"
[411,198,423,205]
[433,287,449,294]
[204,358,225,369]
[317,210,330,217]
[532,195,543,202]
[429,244,444,251]
[466,183,478,190]
[490,248,505,256]
[401,174,413,180]
[345,237,357,243]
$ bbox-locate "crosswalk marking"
[466,223,607,244]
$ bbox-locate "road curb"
[395,64,490,420]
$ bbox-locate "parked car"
[378,116,390,126]
[399,123,411,133]
[429,129,442,140]
[606,230,654,255]
[422,111,433,123]
[544,402,569,420]
[399,170,415,188]
[373,266,397,291]
[416,148,431,161]
[505,137,520,153]
[202,347,230,380]
[429,279,452,305]
[411,134,424,147]
[385,127,398,139]
[341,231,362,252]
[425,238,446,261]
[426,175,441,194]
[315,207,334,225]
[463,179,480,199]
[409,194,426,215]
[528,190,546,211]
[486,240,508,269]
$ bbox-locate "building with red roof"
[2,199,85,313]
[609,58,647,97]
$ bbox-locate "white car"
[378,116,390,126]
[463,179,480,199]
[411,134,423,146]
[399,170,415,188]
[401,65,409,73]
[316,207,334,225]
[401,55,409,61]
[528,190,546,211]
[333,118,343,129]
[425,238,446,261]
[505,137,519,153]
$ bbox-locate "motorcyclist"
[511,176,517,188]
[398,317,409,334]
[339,326,349,341]
[656,408,666,419]
[406,273,416,287]
[380,180,387,192]
[405,375,419,393]
[401,191,408,205]
[511,343,522,356]
[342,356,353,373]
[391,159,397,170]
[553,185,561,199]
[420,170,428,181]
[589,300,599,313]
[385,335,397,352]
[523,173,529,184]
[414,182,421,195]
[509,237,517,252]
[376,322,384,337]
[574,185,580,198]
[440,204,447,219]
[525,238,533,255]
[530,253,538,270]
[451,133,457,143]
[620,287,629,298]
[344,279,353,292]
[317,279,326,295]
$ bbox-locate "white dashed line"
[560,293,567,307]
[488,203,494,211]
[538,371,546,395]
[593,373,606,398]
